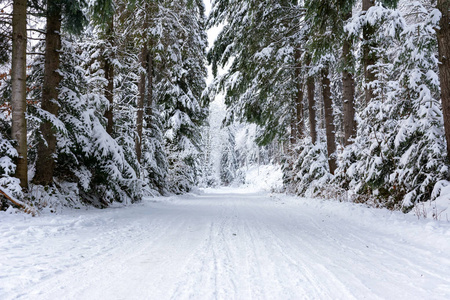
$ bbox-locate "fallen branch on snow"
[0,187,37,216]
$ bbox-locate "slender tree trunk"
[307,76,317,145]
[322,67,337,174]
[362,0,376,106]
[294,48,304,141]
[104,19,114,135]
[11,0,28,189]
[437,0,450,160]
[34,1,62,186]
[145,50,153,129]
[136,44,148,163]
[342,11,356,146]
[290,114,297,149]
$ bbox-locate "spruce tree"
[34,0,86,186]
[437,0,450,160]
[11,0,28,188]
[90,0,116,135]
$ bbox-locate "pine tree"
[321,63,337,174]
[90,0,116,135]
[11,0,28,188]
[335,2,446,210]
[341,2,357,145]
[437,0,450,160]
[155,0,208,193]
[362,0,376,105]
[220,127,238,186]
[34,0,86,186]
[208,0,304,146]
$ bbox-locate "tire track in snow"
[2,190,450,299]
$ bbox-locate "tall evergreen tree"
[437,0,450,160]
[34,0,86,186]
[90,0,116,135]
[362,0,376,105]
[321,64,337,174]
[11,0,28,188]
[208,0,305,146]
[157,0,208,193]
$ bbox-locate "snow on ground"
[1,187,450,300]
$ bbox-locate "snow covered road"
[1,188,450,299]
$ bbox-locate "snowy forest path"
[1,188,450,299]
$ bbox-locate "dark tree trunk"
[290,114,297,148]
[11,0,28,188]
[104,19,114,135]
[136,44,148,163]
[437,0,450,160]
[34,1,62,186]
[307,77,317,145]
[362,0,376,106]
[294,48,304,141]
[145,50,153,129]
[342,11,356,145]
[322,67,337,174]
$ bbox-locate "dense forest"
[1,0,450,214]
[208,0,450,212]
[1,0,209,211]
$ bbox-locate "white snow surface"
[1,189,450,300]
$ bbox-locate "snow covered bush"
[283,140,332,197]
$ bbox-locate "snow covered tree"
[89,0,116,135]
[220,127,238,186]
[209,0,307,149]
[26,33,144,207]
[335,2,447,210]
[155,0,208,193]
[34,0,86,186]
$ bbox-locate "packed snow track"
[1,188,450,299]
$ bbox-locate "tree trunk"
[322,67,337,175]
[136,44,148,163]
[104,19,114,135]
[342,11,356,146]
[11,0,28,189]
[294,48,304,141]
[307,77,317,145]
[34,1,62,186]
[437,0,450,160]
[362,0,376,106]
[290,114,297,149]
[145,50,153,129]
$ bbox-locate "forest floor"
[1,187,450,299]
